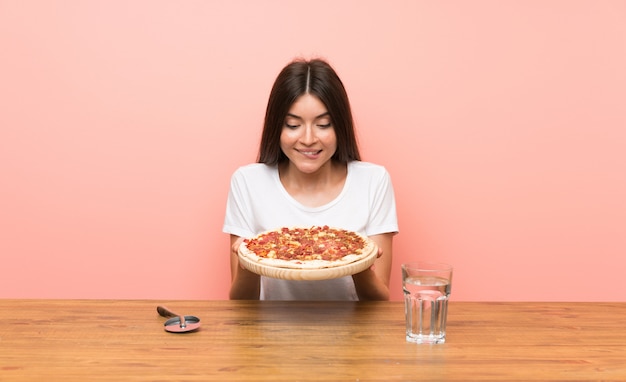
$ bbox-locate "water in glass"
[403,275,451,344]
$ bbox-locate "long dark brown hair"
[258,58,361,165]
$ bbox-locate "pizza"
[238,226,377,270]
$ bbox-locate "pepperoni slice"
[244,226,365,261]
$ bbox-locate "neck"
[278,161,348,207]
[279,161,337,188]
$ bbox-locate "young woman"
[223,58,398,300]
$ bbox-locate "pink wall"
[1,1,625,301]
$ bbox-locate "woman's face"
[280,94,337,174]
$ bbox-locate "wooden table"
[1,300,625,381]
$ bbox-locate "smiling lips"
[297,149,322,158]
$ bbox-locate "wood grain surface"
[238,233,379,280]
[1,300,625,381]
[238,246,378,280]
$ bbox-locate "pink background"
[1,1,625,301]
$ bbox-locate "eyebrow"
[286,112,330,120]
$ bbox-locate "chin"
[293,161,328,174]
[296,165,322,174]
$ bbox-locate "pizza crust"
[238,249,379,281]
[238,227,377,270]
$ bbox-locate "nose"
[300,125,317,145]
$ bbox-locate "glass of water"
[402,262,453,344]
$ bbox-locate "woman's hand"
[351,232,394,301]
[230,237,246,269]
[229,235,261,299]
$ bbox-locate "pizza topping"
[243,225,366,262]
